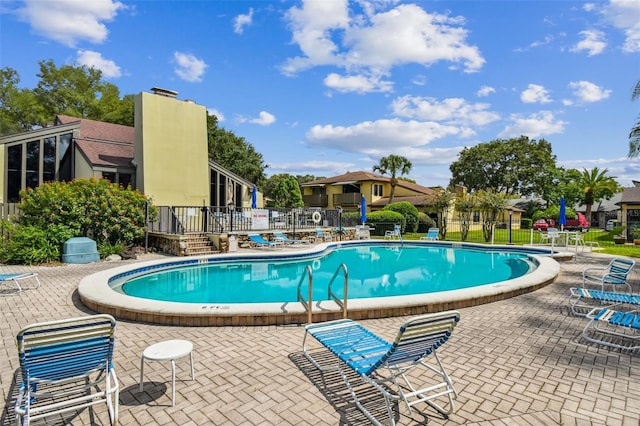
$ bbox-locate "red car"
[533,219,549,231]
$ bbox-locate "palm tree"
[577,167,620,222]
[372,155,412,204]
[630,79,640,158]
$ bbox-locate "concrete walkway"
[1,251,639,425]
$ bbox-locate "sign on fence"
[251,209,269,230]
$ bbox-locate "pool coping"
[78,240,562,326]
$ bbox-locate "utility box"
[62,237,100,264]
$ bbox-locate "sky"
[1,0,640,189]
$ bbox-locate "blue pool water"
[118,243,534,304]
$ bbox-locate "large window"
[58,133,72,181]
[373,184,383,197]
[43,136,56,182]
[26,140,40,190]
[7,144,22,202]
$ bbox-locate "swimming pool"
[115,244,534,304]
[79,240,561,326]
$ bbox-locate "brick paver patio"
[2,251,639,425]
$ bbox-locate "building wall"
[135,91,209,206]
[74,147,95,179]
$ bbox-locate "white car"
[605,219,619,231]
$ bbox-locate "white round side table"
[139,339,195,406]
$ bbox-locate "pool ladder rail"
[297,263,349,324]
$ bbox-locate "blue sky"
[1,0,639,188]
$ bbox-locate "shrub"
[0,224,72,265]
[383,201,419,233]
[417,213,436,233]
[521,217,532,229]
[18,178,156,249]
[366,210,404,236]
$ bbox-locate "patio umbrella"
[251,186,257,208]
[559,196,567,230]
[361,195,367,224]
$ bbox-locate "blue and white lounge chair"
[569,287,640,316]
[303,311,460,425]
[15,314,119,425]
[248,233,283,249]
[315,228,334,242]
[582,257,635,293]
[0,272,40,295]
[384,224,401,240]
[582,307,640,351]
[420,228,439,241]
[273,231,309,245]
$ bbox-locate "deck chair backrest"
[369,311,460,374]
[609,258,635,278]
[17,314,116,385]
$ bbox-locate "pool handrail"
[328,263,349,319]
[297,265,313,324]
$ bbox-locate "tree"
[33,60,129,124]
[454,193,476,241]
[207,114,267,187]
[630,79,640,158]
[267,174,303,208]
[0,67,47,134]
[372,155,412,204]
[575,167,621,222]
[427,189,454,239]
[476,190,508,242]
[449,136,558,198]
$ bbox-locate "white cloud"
[568,80,611,103]
[477,85,495,97]
[173,52,208,82]
[306,118,466,155]
[571,29,607,56]
[239,111,276,126]
[75,50,121,78]
[390,95,500,127]
[324,72,393,93]
[234,8,254,35]
[207,108,225,122]
[270,160,355,175]
[599,0,640,52]
[498,111,566,138]
[16,0,125,47]
[281,1,485,91]
[521,84,552,104]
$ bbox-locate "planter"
[614,237,626,245]
[634,239,640,246]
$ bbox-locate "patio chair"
[15,314,119,426]
[248,233,283,249]
[303,311,460,426]
[384,224,401,240]
[581,307,640,351]
[539,227,561,245]
[0,272,40,296]
[582,257,635,293]
[568,287,640,316]
[420,228,439,241]
[315,228,334,242]
[273,231,309,245]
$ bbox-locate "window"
[473,211,480,223]
[43,136,56,182]
[7,144,23,202]
[102,172,116,182]
[373,184,383,197]
[58,133,72,181]
[26,140,40,190]
[119,174,132,188]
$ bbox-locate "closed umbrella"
[559,196,566,230]
[361,195,367,224]
[251,186,257,208]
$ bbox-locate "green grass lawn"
[398,229,640,259]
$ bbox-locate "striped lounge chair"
[568,287,640,317]
[582,257,635,293]
[302,311,460,426]
[582,307,640,351]
[15,314,119,425]
[0,272,40,296]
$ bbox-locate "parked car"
[533,219,549,231]
[605,219,619,231]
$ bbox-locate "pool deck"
[2,249,640,425]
